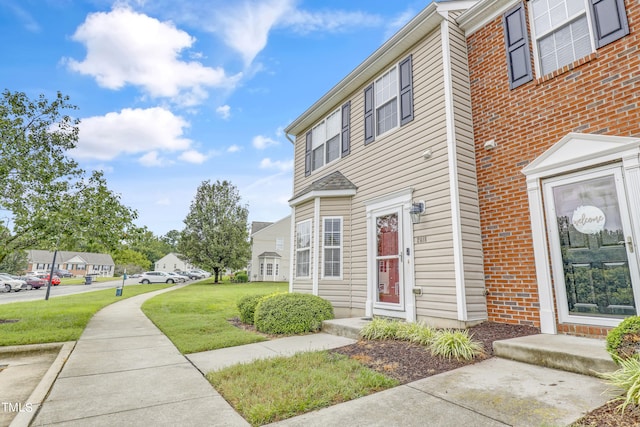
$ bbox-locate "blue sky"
[1,0,425,236]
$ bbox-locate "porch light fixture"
[410,201,425,224]
[484,139,497,149]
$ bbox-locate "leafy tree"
[127,226,172,265]
[178,180,251,283]
[112,248,151,276]
[161,229,181,251]
[0,227,27,273]
[0,90,137,263]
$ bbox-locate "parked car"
[165,272,187,283]
[34,274,61,286]
[175,271,192,280]
[54,269,73,278]
[22,275,47,289]
[187,270,206,279]
[139,271,178,284]
[0,273,28,292]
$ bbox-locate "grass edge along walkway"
[0,284,172,346]
[141,281,288,354]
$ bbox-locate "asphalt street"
[0,277,145,305]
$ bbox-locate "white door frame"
[543,165,640,327]
[364,188,416,321]
[523,133,640,334]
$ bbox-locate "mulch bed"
[330,321,540,384]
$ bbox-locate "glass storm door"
[545,167,639,321]
[375,211,403,307]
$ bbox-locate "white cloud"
[139,151,165,167]
[281,9,382,35]
[178,149,208,164]
[260,158,293,172]
[75,107,191,161]
[227,144,242,153]
[216,105,231,120]
[384,9,415,40]
[252,135,279,150]
[215,0,294,67]
[67,6,241,105]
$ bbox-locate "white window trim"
[528,0,596,77]
[322,216,343,280]
[374,63,400,138]
[310,108,341,173]
[295,219,312,279]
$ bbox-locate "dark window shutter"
[589,0,629,48]
[503,2,532,90]
[363,83,375,145]
[341,101,350,157]
[304,131,312,176]
[399,55,414,126]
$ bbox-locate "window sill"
[536,52,598,85]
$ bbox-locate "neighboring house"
[249,216,291,282]
[26,250,115,277]
[285,1,487,327]
[457,0,640,336]
[154,253,196,273]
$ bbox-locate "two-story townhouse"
[458,0,640,336]
[285,1,487,328]
[249,216,291,282]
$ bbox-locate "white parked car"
[0,273,28,292]
[166,272,187,283]
[139,271,179,284]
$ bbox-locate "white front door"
[365,189,416,320]
[544,166,640,326]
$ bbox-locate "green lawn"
[0,285,172,346]
[208,351,398,426]
[141,281,288,354]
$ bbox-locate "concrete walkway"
[26,286,619,426]
[31,285,246,426]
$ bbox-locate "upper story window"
[304,102,351,176]
[504,0,629,87]
[531,0,593,76]
[275,237,284,251]
[364,55,414,144]
[311,109,340,171]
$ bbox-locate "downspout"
[286,131,296,293]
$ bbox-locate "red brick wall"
[467,0,640,333]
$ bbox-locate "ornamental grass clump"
[599,356,640,413]
[429,329,484,361]
[253,293,334,334]
[360,318,401,340]
[396,321,436,346]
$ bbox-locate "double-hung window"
[296,220,311,277]
[266,263,273,276]
[504,1,629,86]
[323,217,342,278]
[364,55,413,144]
[311,109,340,171]
[531,0,593,76]
[304,102,351,176]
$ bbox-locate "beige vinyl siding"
[291,201,314,294]
[290,15,485,325]
[448,12,487,321]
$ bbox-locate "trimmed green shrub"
[599,356,640,413]
[606,316,640,362]
[430,329,484,361]
[235,272,248,283]
[254,293,334,334]
[237,294,265,325]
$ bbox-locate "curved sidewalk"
[31,284,248,426]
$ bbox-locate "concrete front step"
[322,318,370,340]
[493,334,618,377]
